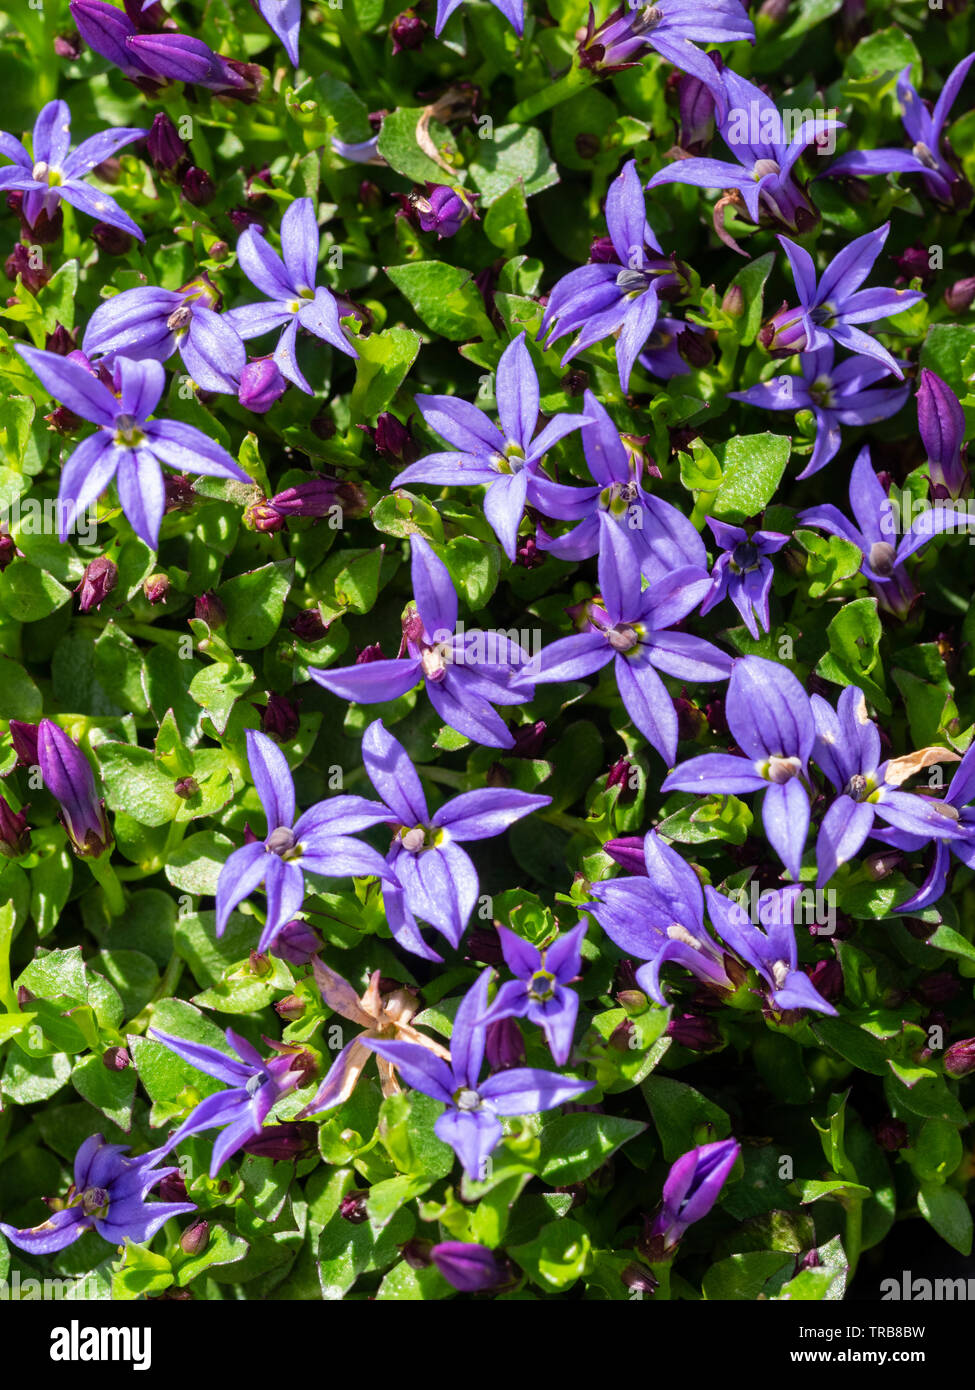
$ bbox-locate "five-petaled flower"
[699,517,789,638]
[0,99,146,238]
[477,922,587,1065]
[215,729,392,951]
[0,1135,194,1254]
[390,332,589,560]
[364,970,591,1179]
[15,347,249,550]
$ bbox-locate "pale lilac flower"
[391,332,589,560]
[0,99,145,238]
[15,347,248,550]
[882,742,975,912]
[310,535,536,749]
[662,655,815,878]
[728,342,910,478]
[364,970,591,1180]
[513,520,729,766]
[705,885,837,1014]
[224,197,358,393]
[215,729,392,951]
[359,719,550,960]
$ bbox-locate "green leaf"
[724,252,775,346]
[0,562,71,621]
[386,261,496,341]
[641,1075,732,1160]
[111,1240,174,1300]
[467,125,559,205]
[377,107,461,183]
[711,433,791,523]
[702,1250,793,1300]
[217,560,294,650]
[483,182,531,254]
[917,1183,972,1255]
[70,1052,137,1130]
[349,327,422,422]
[509,1217,591,1292]
[536,1114,646,1187]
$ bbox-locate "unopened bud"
[261,693,301,743]
[617,989,648,1017]
[182,166,215,207]
[944,276,975,314]
[143,573,171,605]
[174,777,199,800]
[274,993,306,1022]
[339,1191,369,1224]
[75,556,118,612]
[248,950,272,977]
[179,1219,210,1255]
[91,222,133,255]
[102,1046,131,1071]
[943,1037,975,1078]
[194,590,226,628]
[721,284,745,318]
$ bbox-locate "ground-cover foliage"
[0,0,973,1305]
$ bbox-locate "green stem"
[507,67,596,124]
[845,1196,863,1283]
[0,902,17,1012]
[88,855,127,917]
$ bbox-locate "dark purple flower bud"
[943,1037,975,1078]
[560,368,590,397]
[260,693,301,743]
[431,1242,512,1293]
[179,1219,209,1255]
[240,1122,319,1160]
[891,244,935,286]
[37,719,112,857]
[614,958,640,993]
[182,166,215,207]
[390,8,428,52]
[917,369,969,499]
[621,1262,659,1295]
[228,206,264,233]
[515,535,544,569]
[677,57,721,154]
[143,573,171,605]
[102,1045,131,1071]
[863,850,902,880]
[673,691,707,741]
[239,356,287,414]
[5,244,51,294]
[244,165,272,202]
[44,324,76,355]
[589,234,617,263]
[806,959,843,1003]
[361,411,418,464]
[507,720,546,758]
[75,556,118,613]
[164,472,196,511]
[273,919,322,966]
[243,496,285,533]
[915,971,960,1006]
[274,993,306,1022]
[358,180,382,210]
[9,720,38,768]
[705,696,728,736]
[667,1013,721,1051]
[54,30,83,59]
[609,1018,634,1050]
[0,794,30,859]
[944,276,975,314]
[0,533,16,571]
[485,1017,525,1071]
[157,1172,188,1202]
[677,327,714,368]
[466,924,504,966]
[146,111,190,172]
[194,590,226,628]
[174,777,199,800]
[413,185,475,239]
[267,479,340,518]
[606,756,635,793]
[604,836,647,876]
[873,1117,910,1152]
[400,1237,434,1269]
[7,190,63,244]
[340,1191,370,1224]
[91,221,134,255]
[759,302,809,355]
[289,609,329,642]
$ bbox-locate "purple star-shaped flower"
[698,518,789,639]
[882,741,975,913]
[534,389,707,583]
[215,729,392,951]
[390,332,588,560]
[821,54,975,209]
[149,1028,313,1176]
[0,99,145,238]
[662,655,815,878]
[586,829,734,1003]
[224,197,358,393]
[729,342,910,479]
[810,685,967,887]
[83,278,246,396]
[514,518,730,765]
[797,446,972,618]
[705,885,837,1014]
[538,161,678,392]
[0,1135,193,1254]
[648,1139,739,1251]
[310,535,534,750]
[760,225,924,380]
[360,718,550,961]
[477,922,587,1065]
[15,348,248,550]
[433,0,524,37]
[364,970,591,1180]
[579,0,753,112]
[646,69,842,241]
